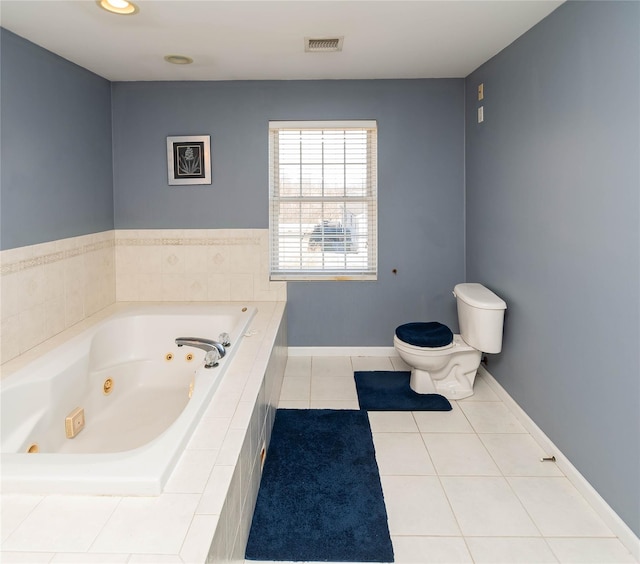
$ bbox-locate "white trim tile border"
[115,236,261,247]
[0,233,114,275]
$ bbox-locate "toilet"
[394,283,507,399]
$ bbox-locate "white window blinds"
[269,120,378,280]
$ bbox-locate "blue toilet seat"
[395,322,454,348]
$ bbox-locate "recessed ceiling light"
[164,55,194,65]
[97,0,138,15]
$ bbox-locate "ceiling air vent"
[305,37,344,53]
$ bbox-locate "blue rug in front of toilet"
[355,371,452,411]
[245,409,394,562]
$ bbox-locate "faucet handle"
[218,332,231,347]
[204,349,221,368]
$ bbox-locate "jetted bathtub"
[0,304,256,495]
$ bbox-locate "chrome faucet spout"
[175,337,226,367]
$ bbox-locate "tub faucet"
[175,337,226,368]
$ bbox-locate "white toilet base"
[394,334,483,400]
[410,368,438,394]
[410,364,479,400]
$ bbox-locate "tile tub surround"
[0,231,116,365]
[114,229,286,303]
[1,228,285,367]
[1,300,287,563]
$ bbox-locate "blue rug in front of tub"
[355,371,452,411]
[245,409,394,562]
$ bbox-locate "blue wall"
[0,29,114,250]
[112,80,466,346]
[465,0,640,536]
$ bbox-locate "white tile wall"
[1,229,285,368]
[0,231,116,365]
[114,229,286,303]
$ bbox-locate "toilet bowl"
[393,334,481,399]
[394,283,506,400]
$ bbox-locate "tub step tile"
[90,494,200,554]
[2,496,120,553]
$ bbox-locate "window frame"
[268,120,378,281]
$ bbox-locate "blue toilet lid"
[395,322,454,348]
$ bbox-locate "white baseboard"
[478,365,640,561]
[288,346,397,357]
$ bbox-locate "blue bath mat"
[355,371,452,411]
[245,409,394,562]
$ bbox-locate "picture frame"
[167,135,211,185]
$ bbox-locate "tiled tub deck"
[1,301,287,563]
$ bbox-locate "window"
[269,120,378,280]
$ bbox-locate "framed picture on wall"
[167,135,211,185]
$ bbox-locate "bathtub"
[0,303,256,496]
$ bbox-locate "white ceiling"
[0,0,563,81]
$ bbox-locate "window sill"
[270,273,377,282]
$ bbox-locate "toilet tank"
[453,283,507,353]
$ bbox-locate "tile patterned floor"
[248,355,637,564]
